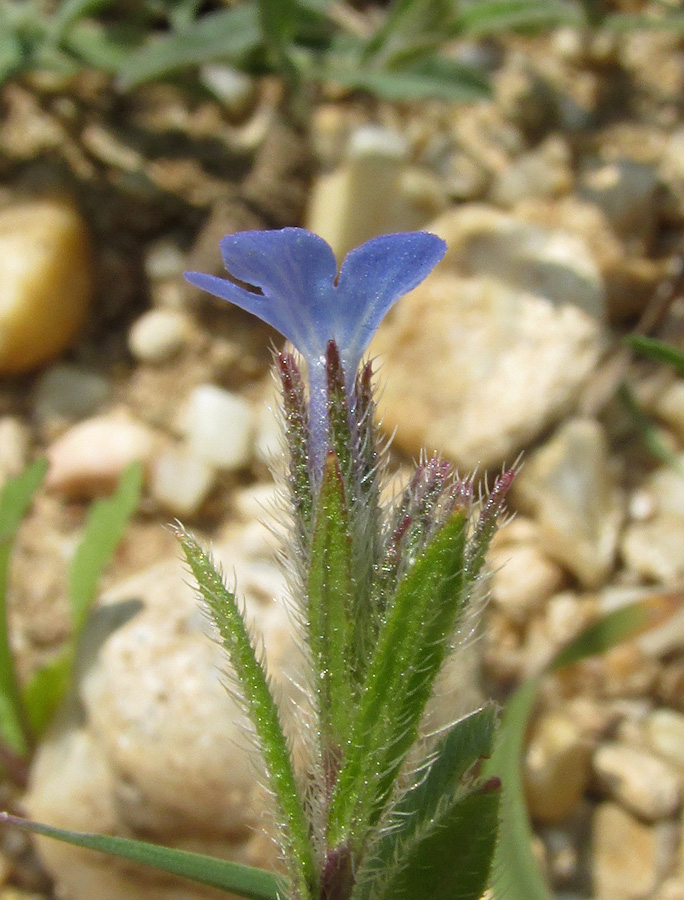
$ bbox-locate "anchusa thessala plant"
[2,228,513,900]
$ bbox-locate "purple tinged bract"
[184,227,446,468]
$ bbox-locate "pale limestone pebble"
[144,238,186,281]
[629,487,657,523]
[661,128,684,221]
[513,419,624,588]
[521,593,596,677]
[371,274,603,471]
[645,709,684,771]
[482,608,525,683]
[657,877,684,900]
[621,515,684,584]
[0,416,30,487]
[578,160,659,242]
[488,542,564,623]
[32,363,110,427]
[517,195,669,320]
[0,200,93,374]
[199,65,255,120]
[523,711,593,824]
[232,482,280,524]
[490,136,573,208]
[128,308,192,364]
[449,102,524,178]
[26,543,298,900]
[432,203,606,318]
[148,445,216,518]
[592,803,679,900]
[646,462,684,519]
[654,383,684,445]
[178,384,255,471]
[593,743,681,821]
[45,410,158,498]
[306,125,447,259]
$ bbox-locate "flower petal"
[334,232,446,368]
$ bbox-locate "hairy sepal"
[327,511,469,851]
[307,451,355,756]
[178,530,317,900]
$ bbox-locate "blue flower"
[185,227,446,467]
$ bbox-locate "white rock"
[489,542,564,622]
[371,275,602,471]
[644,709,684,770]
[46,410,157,498]
[144,239,186,281]
[621,514,684,584]
[579,160,659,241]
[654,382,684,445]
[128,308,191,364]
[179,384,255,471]
[149,446,216,517]
[306,126,446,259]
[592,803,675,900]
[599,584,684,659]
[524,712,592,824]
[512,419,623,588]
[490,136,572,208]
[647,461,684,519]
[199,65,255,119]
[0,416,30,487]
[593,743,681,821]
[434,203,605,318]
[26,542,297,900]
[33,363,110,426]
[0,200,93,374]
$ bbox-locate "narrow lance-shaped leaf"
[486,595,676,900]
[0,460,48,755]
[0,813,279,900]
[356,704,498,894]
[178,530,318,900]
[307,452,354,754]
[327,511,468,851]
[624,334,684,377]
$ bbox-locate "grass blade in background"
[0,813,279,900]
[0,460,48,755]
[624,334,684,377]
[23,463,142,739]
[456,0,584,36]
[69,462,142,633]
[117,3,261,89]
[617,382,684,475]
[487,597,676,900]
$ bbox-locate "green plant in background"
[4,0,684,103]
[0,460,142,787]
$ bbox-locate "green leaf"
[357,705,498,894]
[370,784,500,900]
[320,56,490,102]
[48,0,120,44]
[178,530,318,900]
[327,512,469,851]
[0,460,48,755]
[64,21,146,72]
[486,597,671,900]
[0,31,24,83]
[69,462,142,634]
[456,0,584,35]
[117,3,261,89]
[22,651,71,740]
[0,813,278,900]
[624,334,684,377]
[307,453,354,748]
[604,11,684,32]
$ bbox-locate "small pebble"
[0,200,93,374]
[33,363,110,426]
[524,711,592,824]
[46,410,156,498]
[593,743,681,821]
[179,384,254,471]
[144,240,186,281]
[489,542,564,623]
[128,309,191,364]
[149,446,215,518]
[0,416,30,486]
[199,65,255,119]
[621,515,684,584]
[644,709,684,770]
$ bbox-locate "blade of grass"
[0,460,48,755]
[624,334,684,377]
[617,382,684,475]
[0,813,279,900]
[486,597,675,900]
